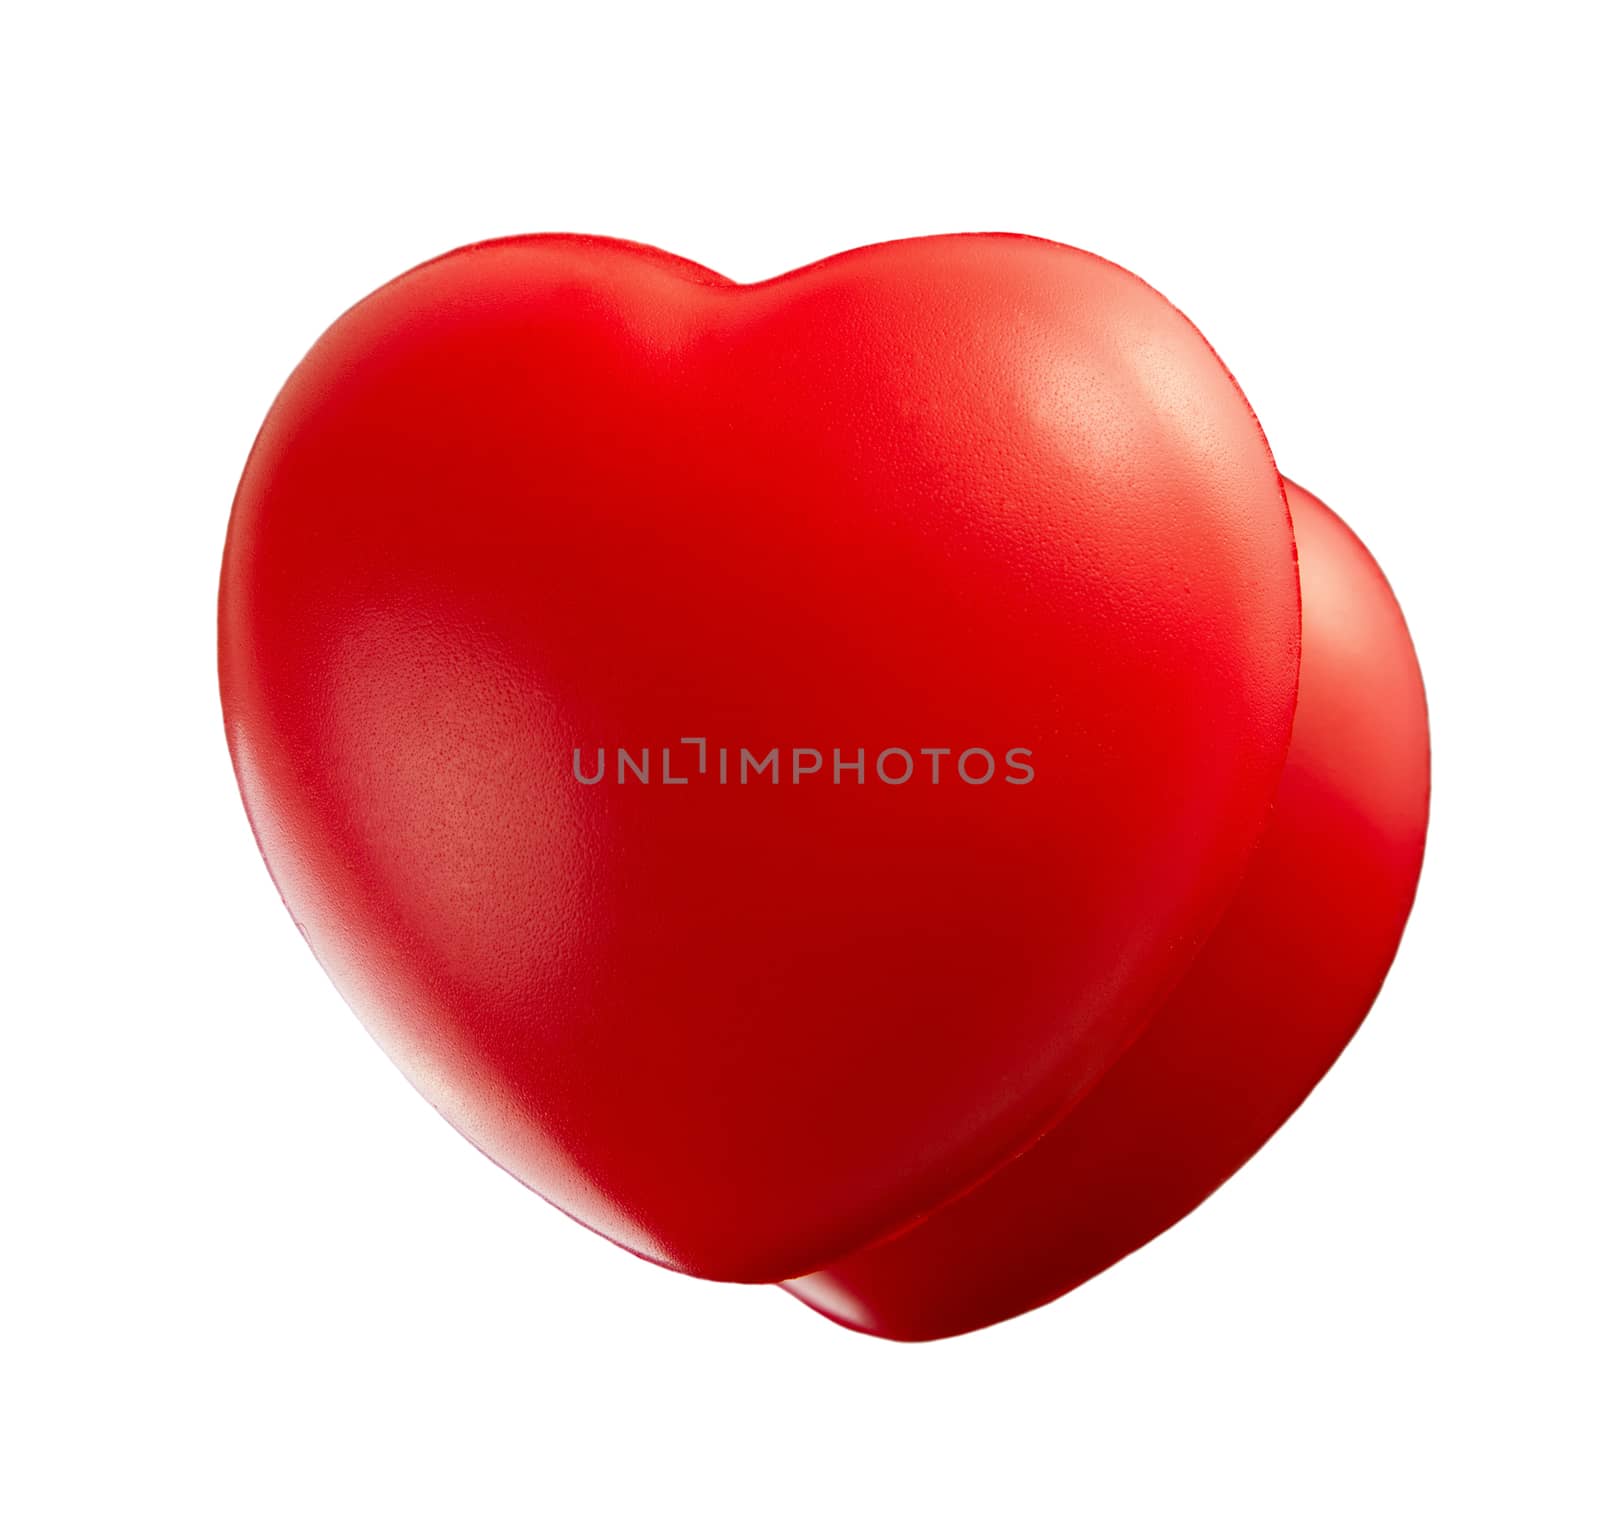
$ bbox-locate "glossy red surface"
[784,482,1430,1337]
[219,233,1300,1282]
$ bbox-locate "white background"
[5,4,1595,1518]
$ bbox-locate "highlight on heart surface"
[218,233,1428,1339]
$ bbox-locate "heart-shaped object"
[785,480,1429,1337]
[220,234,1300,1283]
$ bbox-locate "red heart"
[220,234,1299,1283]
[785,480,1429,1337]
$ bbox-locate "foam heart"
[785,480,1429,1337]
[220,234,1299,1282]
